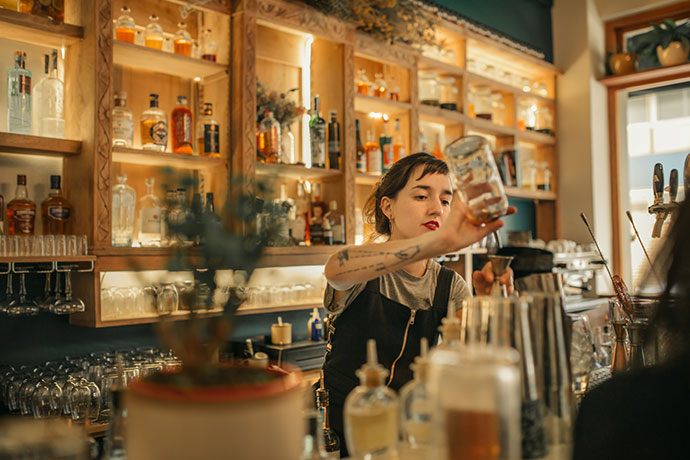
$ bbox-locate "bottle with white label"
[136,177,163,247]
[112,91,134,147]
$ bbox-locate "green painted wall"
[432,0,554,62]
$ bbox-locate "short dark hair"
[363,153,449,239]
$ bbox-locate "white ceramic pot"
[656,41,689,67]
[125,367,305,460]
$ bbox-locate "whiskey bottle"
[7,174,36,236]
[136,177,163,247]
[7,51,31,135]
[309,95,326,168]
[144,15,163,50]
[316,371,341,457]
[257,109,280,163]
[141,94,167,152]
[365,130,382,175]
[309,183,328,245]
[41,175,72,235]
[328,200,345,245]
[171,96,193,154]
[115,6,136,44]
[355,119,366,173]
[38,49,65,139]
[111,175,136,247]
[327,110,340,170]
[380,118,393,173]
[204,192,220,224]
[112,92,134,147]
[197,102,219,157]
[174,22,192,57]
[393,118,406,162]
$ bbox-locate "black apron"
[321,266,454,457]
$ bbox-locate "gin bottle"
[112,175,136,247]
[136,177,163,247]
[112,92,134,147]
[309,95,326,168]
[32,54,49,136]
[141,94,167,151]
[38,49,65,139]
[7,51,31,135]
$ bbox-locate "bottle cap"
[16,175,26,186]
[206,192,214,201]
[177,95,187,104]
[439,301,461,341]
[356,339,389,387]
[50,175,61,189]
[410,337,429,381]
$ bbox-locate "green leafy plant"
[629,19,690,58]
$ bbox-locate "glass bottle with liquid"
[112,175,136,247]
[136,177,163,247]
[32,54,49,136]
[328,200,345,245]
[7,51,31,135]
[355,68,371,96]
[171,96,193,154]
[37,49,65,139]
[399,338,433,451]
[309,183,328,246]
[327,111,340,170]
[201,28,218,62]
[344,339,399,459]
[355,119,367,173]
[115,6,136,43]
[197,102,220,157]
[7,174,35,236]
[393,118,406,162]
[141,94,167,152]
[389,76,400,101]
[365,130,382,175]
[144,15,164,50]
[41,175,72,235]
[380,118,393,173]
[174,22,192,57]
[258,109,280,163]
[373,72,387,98]
[112,92,134,147]
[443,135,508,224]
[309,95,326,168]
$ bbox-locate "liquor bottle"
[328,200,345,245]
[112,92,134,147]
[344,339,399,458]
[389,76,400,101]
[433,132,442,159]
[191,193,203,246]
[38,49,65,139]
[355,119,367,173]
[174,22,192,57]
[197,102,220,157]
[25,0,63,23]
[393,118,406,162]
[355,68,371,96]
[292,180,309,245]
[144,15,163,50]
[136,178,163,247]
[7,174,36,235]
[365,130,382,175]
[7,51,31,135]
[327,111,341,170]
[373,72,387,98]
[309,183,328,245]
[41,175,72,235]
[257,109,280,163]
[141,94,167,152]
[380,118,394,173]
[309,95,326,168]
[419,127,429,153]
[201,28,218,62]
[316,371,341,457]
[162,189,176,246]
[204,192,221,225]
[115,6,135,43]
[32,54,49,136]
[171,96,193,154]
[111,175,136,247]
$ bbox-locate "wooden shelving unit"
[0,133,81,156]
[505,186,557,201]
[256,162,342,180]
[599,61,690,88]
[236,302,321,316]
[418,104,467,125]
[93,308,225,328]
[112,147,226,170]
[0,7,83,47]
[465,71,554,105]
[355,172,382,185]
[466,117,556,145]
[354,94,412,115]
[258,245,344,268]
[418,55,464,76]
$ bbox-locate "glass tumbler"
[443,135,509,224]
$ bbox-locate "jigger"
[488,255,513,297]
[611,321,629,373]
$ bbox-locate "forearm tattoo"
[333,244,421,275]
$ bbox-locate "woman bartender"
[321,152,515,456]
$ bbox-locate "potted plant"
[123,176,306,460]
[630,19,690,67]
[608,47,637,75]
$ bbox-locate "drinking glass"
[31,235,45,256]
[35,273,56,311]
[67,235,78,256]
[56,235,67,256]
[6,273,39,316]
[156,283,179,314]
[570,314,594,400]
[0,273,15,314]
[19,236,31,256]
[78,235,88,255]
[0,235,7,256]
[52,270,85,314]
[44,235,56,256]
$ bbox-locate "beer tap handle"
[684,153,690,200]
[653,163,664,205]
[669,169,679,202]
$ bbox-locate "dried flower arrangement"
[256,80,306,126]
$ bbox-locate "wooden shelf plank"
[0,132,81,156]
[355,172,382,185]
[113,41,228,80]
[0,8,83,48]
[599,62,690,88]
[466,32,561,76]
[96,308,224,327]
[466,118,556,145]
[256,162,342,180]
[236,302,321,316]
[465,71,554,104]
[258,245,344,267]
[516,129,556,145]
[112,147,227,170]
[418,104,467,125]
[354,94,412,116]
[505,186,556,201]
[0,256,96,263]
[418,55,464,76]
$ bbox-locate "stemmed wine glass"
[6,273,39,316]
[0,273,15,314]
[35,273,56,311]
[52,269,85,314]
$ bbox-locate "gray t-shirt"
[324,259,471,317]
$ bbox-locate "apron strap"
[432,266,455,310]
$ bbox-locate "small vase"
[609,52,637,75]
[656,41,689,67]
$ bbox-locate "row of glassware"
[0,347,181,421]
[468,85,555,135]
[114,6,218,61]
[1,271,84,316]
[467,58,550,97]
[0,234,88,258]
[355,69,402,101]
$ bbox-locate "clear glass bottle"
[41,175,72,235]
[144,15,163,50]
[373,72,387,98]
[258,109,280,163]
[444,135,509,224]
[365,130,382,175]
[141,93,167,151]
[388,76,400,101]
[344,339,399,459]
[115,6,136,44]
[393,118,406,163]
[309,95,326,168]
[171,95,193,154]
[490,92,505,126]
[201,28,218,62]
[280,123,295,164]
[419,72,439,106]
[38,49,65,139]
[197,102,219,157]
[379,118,393,173]
[473,87,493,120]
[355,68,370,96]
[32,54,49,136]
[111,175,136,247]
[328,200,345,245]
[112,92,134,147]
[399,338,433,451]
[7,51,31,135]
[7,174,36,235]
[136,177,163,247]
[439,77,458,111]
[174,22,192,57]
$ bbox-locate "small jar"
[201,28,218,62]
[355,68,371,96]
[115,6,136,44]
[419,72,440,106]
[173,22,192,57]
[388,76,400,101]
[443,135,509,224]
[373,72,387,98]
[532,82,548,97]
[144,15,163,50]
[490,92,505,125]
[522,159,537,190]
[472,87,492,120]
[439,77,458,111]
[520,77,533,93]
[535,107,554,135]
